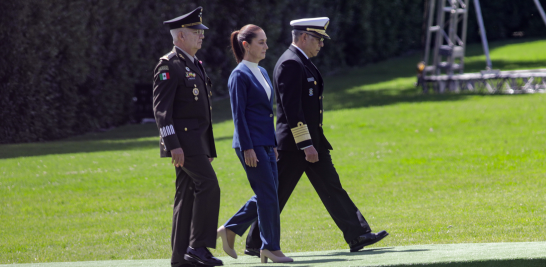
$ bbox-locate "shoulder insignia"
[160,52,176,61]
[158,65,169,72]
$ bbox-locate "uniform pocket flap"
[184,78,199,88]
[173,118,199,132]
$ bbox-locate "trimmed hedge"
[1,0,544,143]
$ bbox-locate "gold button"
[210,91,212,96]
[320,110,322,114]
[319,124,322,127]
[194,84,197,87]
[184,127,187,131]
[270,114,273,117]
[314,81,317,85]
[319,96,322,99]
[210,106,212,110]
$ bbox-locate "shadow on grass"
[323,85,540,112]
[0,122,233,159]
[293,247,429,258]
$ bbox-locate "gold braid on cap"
[291,122,311,144]
[306,28,330,38]
[181,22,202,28]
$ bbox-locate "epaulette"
[160,51,176,61]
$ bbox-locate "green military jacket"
[152,46,216,158]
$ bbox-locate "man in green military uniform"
[153,7,222,267]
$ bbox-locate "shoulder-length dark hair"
[230,24,263,63]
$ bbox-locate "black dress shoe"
[349,230,389,252]
[244,247,260,257]
[184,247,223,266]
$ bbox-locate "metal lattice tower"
[422,0,470,92]
[419,0,546,94]
[425,0,469,76]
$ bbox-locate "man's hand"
[244,149,259,167]
[171,148,184,167]
[273,147,279,162]
[209,157,214,163]
[304,146,319,163]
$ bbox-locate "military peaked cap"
[290,17,330,39]
[164,6,208,30]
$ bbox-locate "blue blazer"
[228,62,277,150]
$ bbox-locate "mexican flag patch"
[160,72,170,80]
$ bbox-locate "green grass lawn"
[1,38,545,264]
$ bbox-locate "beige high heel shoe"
[217,226,237,259]
[260,249,293,263]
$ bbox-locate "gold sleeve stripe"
[291,122,311,144]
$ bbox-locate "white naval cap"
[290,17,331,39]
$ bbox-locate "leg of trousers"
[224,146,281,251]
[171,155,220,267]
[246,149,371,249]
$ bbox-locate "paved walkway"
[2,242,545,267]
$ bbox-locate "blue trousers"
[224,146,280,251]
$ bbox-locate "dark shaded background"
[1,0,544,144]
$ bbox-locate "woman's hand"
[273,147,278,162]
[244,149,259,167]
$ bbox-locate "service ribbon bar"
[291,122,311,144]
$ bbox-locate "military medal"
[309,88,313,96]
[186,67,190,71]
[193,87,199,101]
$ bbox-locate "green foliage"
[1,0,544,144]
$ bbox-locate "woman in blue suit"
[216,24,293,264]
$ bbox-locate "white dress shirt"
[242,60,271,100]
